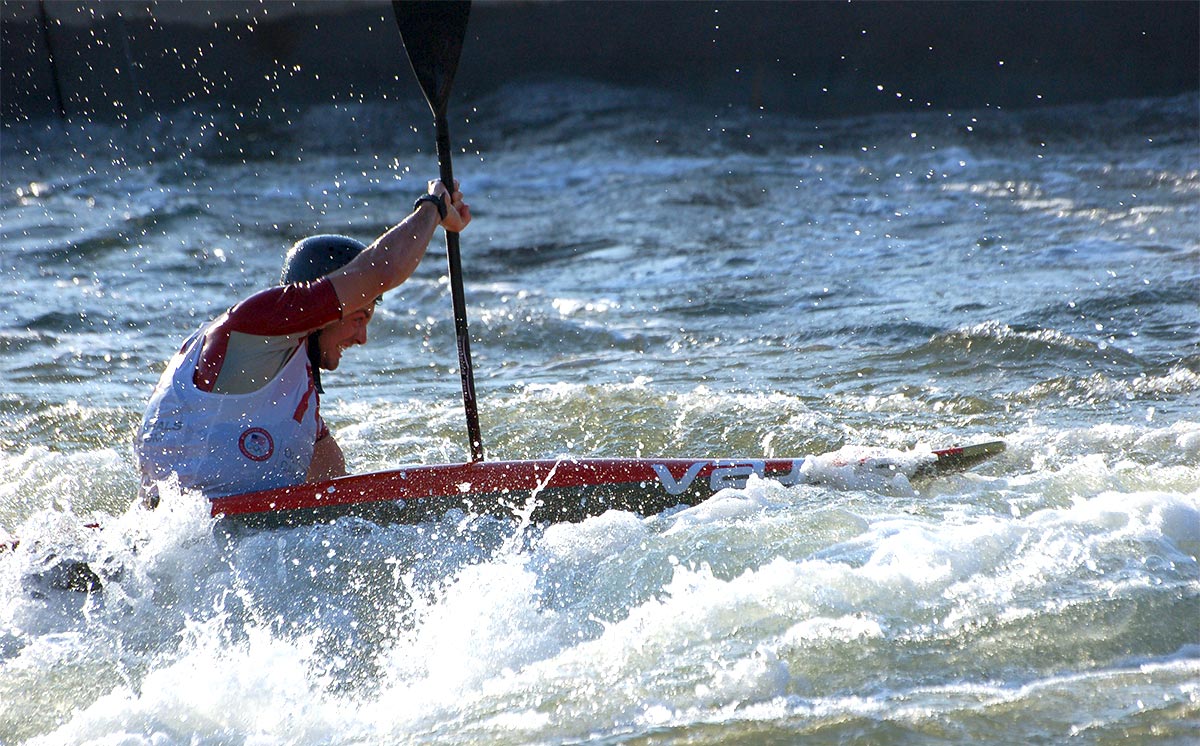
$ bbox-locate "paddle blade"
[393,0,470,117]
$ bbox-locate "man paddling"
[135,180,470,506]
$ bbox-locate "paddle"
[392,0,484,462]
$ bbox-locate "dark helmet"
[280,234,369,393]
[281,234,367,285]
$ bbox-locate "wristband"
[413,193,447,221]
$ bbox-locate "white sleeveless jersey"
[136,326,320,500]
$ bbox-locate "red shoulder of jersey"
[194,278,342,392]
[224,278,342,336]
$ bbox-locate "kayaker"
[134,179,470,507]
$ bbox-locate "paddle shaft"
[434,113,484,461]
[392,1,483,462]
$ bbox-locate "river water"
[2,78,1198,744]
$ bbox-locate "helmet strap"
[307,331,324,393]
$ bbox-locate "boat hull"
[210,442,1006,528]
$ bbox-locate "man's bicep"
[327,270,380,317]
[308,429,346,482]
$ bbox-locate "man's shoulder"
[224,278,342,337]
[195,279,339,394]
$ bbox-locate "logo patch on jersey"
[238,427,275,462]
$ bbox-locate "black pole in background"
[37,0,67,120]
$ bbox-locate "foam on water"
[4,422,1194,744]
[3,84,1197,742]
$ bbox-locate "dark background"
[3,0,1198,124]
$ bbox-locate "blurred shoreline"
[3,0,1197,124]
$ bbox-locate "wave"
[1015,365,1200,408]
[4,408,1196,743]
[891,321,1155,393]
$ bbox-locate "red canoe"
[210,441,1006,528]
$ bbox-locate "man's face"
[317,303,375,370]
